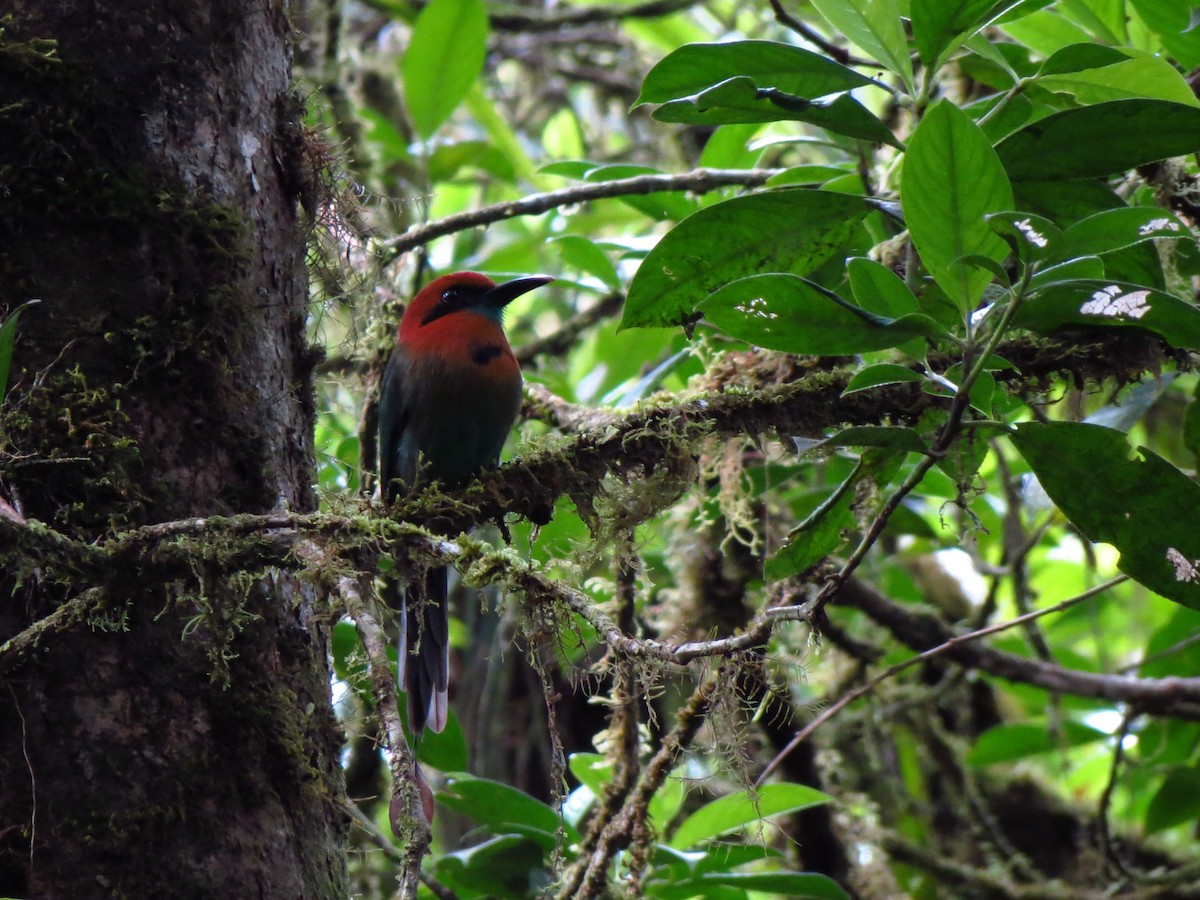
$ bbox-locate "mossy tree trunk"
[0,2,347,896]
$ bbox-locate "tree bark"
[0,2,346,896]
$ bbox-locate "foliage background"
[238,0,1200,896]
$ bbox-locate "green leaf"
[1038,55,1199,106]
[1129,0,1200,69]
[766,481,855,581]
[698,124,763,169]
[996,100,1200,181]
[653,872,850,900]
[550,235,621,289]
[669,783,833,850]
[438,775,578,845]
[1026,256,1104,290]
[1000,8,1094,58]
[986,211,1062,262]
[428,139,515,182]
[902,100,1014,314]
[967,720,1109,766]
[568,752,613,796]
[434,835,547,900]
[820,425,930,453]
[621,190,869,330]
[1037,43,1130,76]
[810,0,913,90]
[413,711,468,771]
[1145,767,1200,834]
[0,300,37,404]
[844,364,926,394]
[699,274,944,354]
[401,0,488,139]
[652,81,900,147]
[911,0,1017,68]
[766,164,852,187]
[1053,207,1193,261]
[637,41,873,106]
[848,257,919,317]
[1010,421,1200,610]
[1012,280,1200,350]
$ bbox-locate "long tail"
[398,565,449,734]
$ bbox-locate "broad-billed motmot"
[379,271,552,734]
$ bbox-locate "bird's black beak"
[482,275,554,309]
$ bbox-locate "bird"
[379,270,553,735]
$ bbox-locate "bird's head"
[399,271,553,341]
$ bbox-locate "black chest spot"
[471,344,504,366]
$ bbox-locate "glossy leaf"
[1013,280,1200,350]
[637,41,873,106]
[669,783,833,850]
[1038,55,1199,106]
[1129,0,1200,68]
[997,100,1200,181]
[0,300,37,403]
[911,0,1015,67]
[967,720,1108,766]
[902,100,1014,314]
[699,274,944,354]
[847,257,919,317]
[810,0,913,89]
[844,364,926,394]
[402,0,488,139]
[1053,208,1193,261]
[766,481,855,581]
[652,79,900,146]
[438,775,579,845]
[1037,43,1129,75]
[622,190,869,330]
[1010,422,1200,610]
[986,211,1061,262]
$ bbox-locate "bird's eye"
[440,288,460,304]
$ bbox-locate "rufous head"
[399,271,553,341]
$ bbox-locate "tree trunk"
[0,2,346,896]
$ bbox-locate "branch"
[839,577,1200,718]
[0,587,107,676]
[487,0,702,32]
[559,664,721,898]
[334,572,430,897]
[380,168,784,260]
[757,577,1128,786]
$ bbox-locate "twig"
[338,573,429,899]
[0,588,108,677]
[380,168,784,261]
[757,577,1127,786]
[559,665,720,898]
[839,576,1200,715]
[1097,711,1138,882]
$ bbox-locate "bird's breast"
[400,339,523,484]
